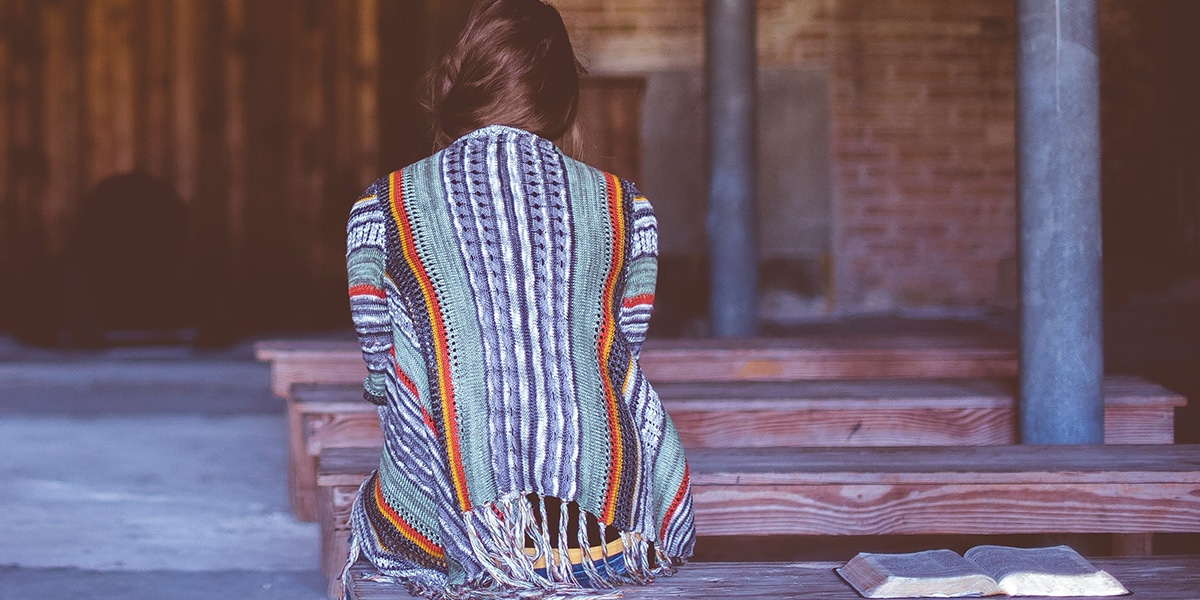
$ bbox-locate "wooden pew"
[255,333,1020,397]
[318,444,1200,597]
[286,376,1185,522]
[345,556,1200,600]
[258,333,1020,521]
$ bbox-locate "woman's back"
[345,124,694,596]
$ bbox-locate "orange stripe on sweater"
[621,294,654,308]
[374,477,444,560]
[599,172,627,524]
[659,463,690,542]
[348,283,385,299]
[387,170,472,512]
[387,348,421,399]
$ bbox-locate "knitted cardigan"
[345,125,695,598]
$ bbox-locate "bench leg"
[288,403,319,522]
[321,484,356,599]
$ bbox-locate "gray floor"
[0,336,329,600]
[2,309,1197,599]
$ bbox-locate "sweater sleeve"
[619,185,658,357]
[346,185,392,406]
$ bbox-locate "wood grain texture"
[0,6,8,267]
[0,0,426,327]
[321,444,1200,593]
[6,0,45,263]
[223,0,247,253]
[344,557,1200,600]
[171,0,199,201]
[40,0,84,253]
[691,482,1200,535]
[280,370,1183,412]
[319,446,1200,534]
[286,378,1182,521]
[290,393,1174,451]
[86,0,137,181]
[320,445,1200,486]
[286,376,1181,455]
[304,412,384,454]
[268,356,364,397]
[255,334,1024,396]
[322,482,357,591]
[287,404,318,522]
[353,0,379,188]
[684,445,1200,482]
[320,484,358,599]
[671,407,1016,447]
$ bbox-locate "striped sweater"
[345,124,695,598]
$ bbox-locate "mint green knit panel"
[347,247,386,288]
[651,413,688,532]
[401,156,498,508]
[390,281,432,409]
[622,253,657,300]
[378,441,443,544]
[560,155,613,518]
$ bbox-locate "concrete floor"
[1,308,1197,599]
[0,336,329,600]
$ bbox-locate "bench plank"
[694,482,1200,535]
[295,376,1183,452]
[285,376,1183,520]
[685,444,1200,482]
[256,333,1020,397]
[320,445,1200,596]
[319,445,1200,533]
[345,557,1200,600]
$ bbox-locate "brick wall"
[828,0,1016,312]
[558,0,1023,315]
[557,0,828,72]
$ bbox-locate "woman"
[344,0,694,597]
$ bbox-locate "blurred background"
[1,0,1198,345]
[2,3,1200,598]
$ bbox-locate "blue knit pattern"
[344,125,694,598]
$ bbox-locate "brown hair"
[425,0,584,151]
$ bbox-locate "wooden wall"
[9,0,1192,339]
[0,0,478,338]
[0,0,652,341]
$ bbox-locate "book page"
[964,545,1129,597]
[837,550,1002,598]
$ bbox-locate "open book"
[836,545,1129,598]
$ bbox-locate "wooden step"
[256,332,1019,397]
[320,444,1200,536]
[283,376,1186,521]
[344,556,1200,600]
[318,444,1200,596]
[296,376,1184,451]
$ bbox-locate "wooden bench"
[344,556,1200,600]
[258,333,1019,521]
[255,333,1020,397]
[286,376,1185,522]
[318,444,1200,597]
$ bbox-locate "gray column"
[706,0,759,337]
[1016,0,1104,444]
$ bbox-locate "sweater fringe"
[343,490,684,600]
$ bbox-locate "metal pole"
[706,0,759,337]
[1016,0,1104,444]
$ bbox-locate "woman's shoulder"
[558,154,646,198]
[358,152,444,201]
